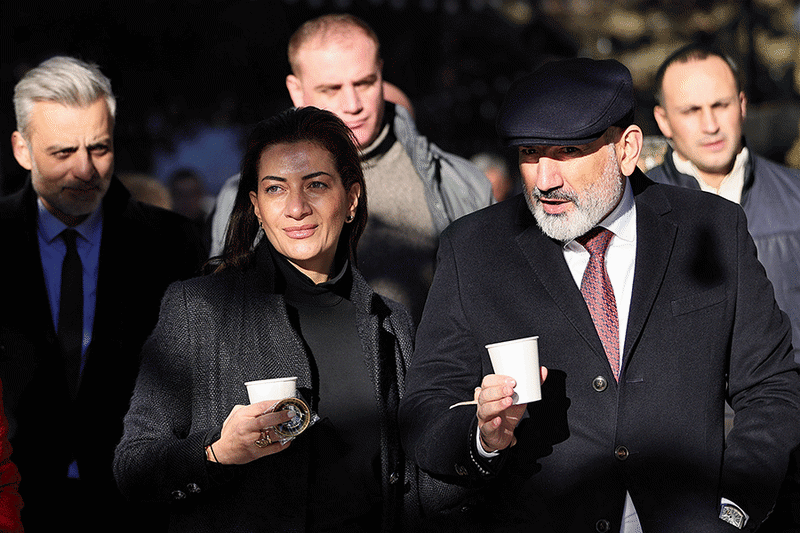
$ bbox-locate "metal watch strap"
[719,503,746,529]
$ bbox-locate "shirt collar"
[564,175,635,252]
[602,175,636,243]
[37,198,103,245]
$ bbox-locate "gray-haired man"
[0,56,205,532]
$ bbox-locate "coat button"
[615,446,629,461]
[455,464,468,476]
[595,519,611,532]
[186,483,201,494]
[171,490,186,500]
[389,472,400,484]
[592,376,608,392]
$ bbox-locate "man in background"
[649,41,800,532]
[649,42,800,365]
[208,14,492,322]
[0,56,205,532]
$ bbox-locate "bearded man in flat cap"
[399,58,800,533]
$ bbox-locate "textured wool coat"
[114,242,419,532]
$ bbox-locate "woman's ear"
[347,183,361,220]
[615,125,643,177]
[249,191,262,225]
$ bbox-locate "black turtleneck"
[272,251,382,531]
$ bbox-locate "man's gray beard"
[525,144,623,242]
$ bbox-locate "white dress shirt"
[563,177,641,533]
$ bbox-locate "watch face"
[720,505,745,529]
[273,397,311,438]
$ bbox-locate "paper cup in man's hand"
[485,336,541,404]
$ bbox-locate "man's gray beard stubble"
[524,144,623,242]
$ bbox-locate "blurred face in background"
[654,55,746,187]
[286,29,385,148]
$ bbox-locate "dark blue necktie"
[58,229,83,399]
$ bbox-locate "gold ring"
[254,430,272,448]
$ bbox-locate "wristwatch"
[719,503,746,529]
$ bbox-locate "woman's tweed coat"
[113,243,418,532]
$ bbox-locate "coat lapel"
[513,174,679,378]
[513,199,610,367]
[247,245,315,393]
[16,182,57,340]
[623,174,677,368]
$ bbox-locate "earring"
[346,215,354,223]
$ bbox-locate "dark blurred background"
[3,0,799,200]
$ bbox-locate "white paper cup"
[485,336,541,404]
[244,377,297,404]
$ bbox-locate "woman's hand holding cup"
[208,401,294,464]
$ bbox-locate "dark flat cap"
[496,58,634,147]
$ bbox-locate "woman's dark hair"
[218,106,367,271]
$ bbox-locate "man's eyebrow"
[45,144,77,153]
[678,97,734,111]
[315,74,377,91]
[354,74,378,84]
[314,82,342,91]
[45,137,112,153]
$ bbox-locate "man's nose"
[340,85,363,114]
[73,149,97,181]
[533,157,564,192]
[700,107,720,134]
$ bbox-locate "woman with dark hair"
[114,107,418,532]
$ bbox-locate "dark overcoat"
[0,177,205,531]
[399,170,800,533]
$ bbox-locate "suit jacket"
[399,170,800,533]
[113,241,418,532]
[0,177,205,532]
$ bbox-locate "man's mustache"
[532,188,577,203]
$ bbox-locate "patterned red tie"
[576,227,620,381]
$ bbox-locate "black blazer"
[0,177,205,531]
[399,171,800,532]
